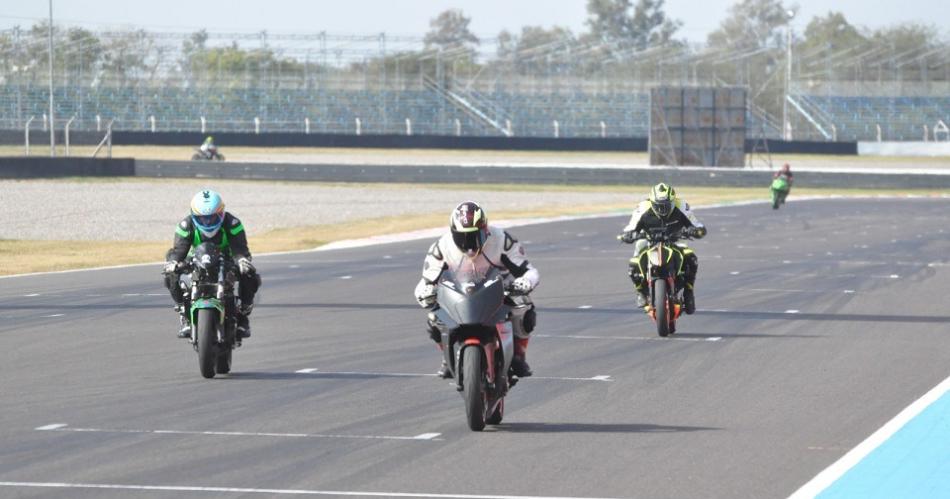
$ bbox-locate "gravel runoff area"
[0,179,634,241]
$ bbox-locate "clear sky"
[0,0,946,42]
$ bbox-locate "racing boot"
[636,291,649,310]
[437,359,453,379]
[175,306,191,339]
[434,343,452,379]
[236,313,251,339]
[683,284,696,315]
[510,338,533,377]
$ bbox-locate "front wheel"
[462,347,486,431]
[654,279,671,337]
[191,153,203,160]
[196,309,218,378]
[771,189,780,209]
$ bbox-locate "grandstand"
[0,28,947,142]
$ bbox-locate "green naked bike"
[178,242,241,378]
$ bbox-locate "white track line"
[0,482,623,499]
[0,195,929,280]
[789,373,950,498]
[35,424,441,442]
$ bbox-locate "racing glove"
[416,283,437,308]
[510,277,533,294]
[237,257,256,275]
[620,231,637,244]
[163,260,181,274]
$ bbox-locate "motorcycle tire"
[771,190,780,210]
[462,347,486,431]
[191,153,202,160]
[654,280,671,337]
[487,398,504,425]
[216,347,232,375]
[196,309,218,378]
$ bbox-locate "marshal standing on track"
[162,190,261,339]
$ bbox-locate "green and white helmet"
[649,183,676,218]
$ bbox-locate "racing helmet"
[191,189,225,237]
[450,201,488,256]
[649,183,676,218]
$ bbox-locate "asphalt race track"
[1,198,949,498]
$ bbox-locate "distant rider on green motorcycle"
[620,183,707,313]
[771,163,793,209]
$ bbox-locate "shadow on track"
[487,422,719,434]
[226,371,434,380]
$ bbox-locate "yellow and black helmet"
[649,183,676,218]
[450,201,488,255]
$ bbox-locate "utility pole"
[783,9,795,141]
[48,0,56,157]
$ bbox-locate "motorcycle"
[428,266,529,431]
[770,175,790,209]
[621,226,693,337]
[191,145,225,161]
[176,242,241,378]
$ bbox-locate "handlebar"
[618,227,695,244]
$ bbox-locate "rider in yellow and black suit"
[620,183,707,314]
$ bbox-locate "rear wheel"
[462,347,486,431]
[191,153,202,160]
[196,309,218,379]
[654,280,671,337]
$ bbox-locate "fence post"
[150,115,156,133]
[96,114,101,132]
[923,124,929,141]
[107,120,113,158]
[405,118,412,136]
[65,116,76,156]
[305,118,311,134]
[876,124,882,142]
[254,117,261,134]
[455,119,461,137]
[355,118,362,135]
[200,116,207,134]
[505,119,512,136]
[42,113,48,132]
[600,121,606,138]
[831,124,837,142]
[24,116,35,156]
[553,120,560,138]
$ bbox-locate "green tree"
[585,0,681,52]
[423,9,479,52]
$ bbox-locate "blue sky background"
[0,0,946,42]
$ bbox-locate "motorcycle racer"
[414,201,540,379]
[162,190,261,339]
[620,183,706,313]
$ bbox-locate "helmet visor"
[652,199,673,217]
[193,213,224,231]
[452,229,486,253]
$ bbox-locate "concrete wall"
[0,157,134,178]
[858,141,950,157]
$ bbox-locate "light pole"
[783,9,795,141]
[47,0,55,157]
